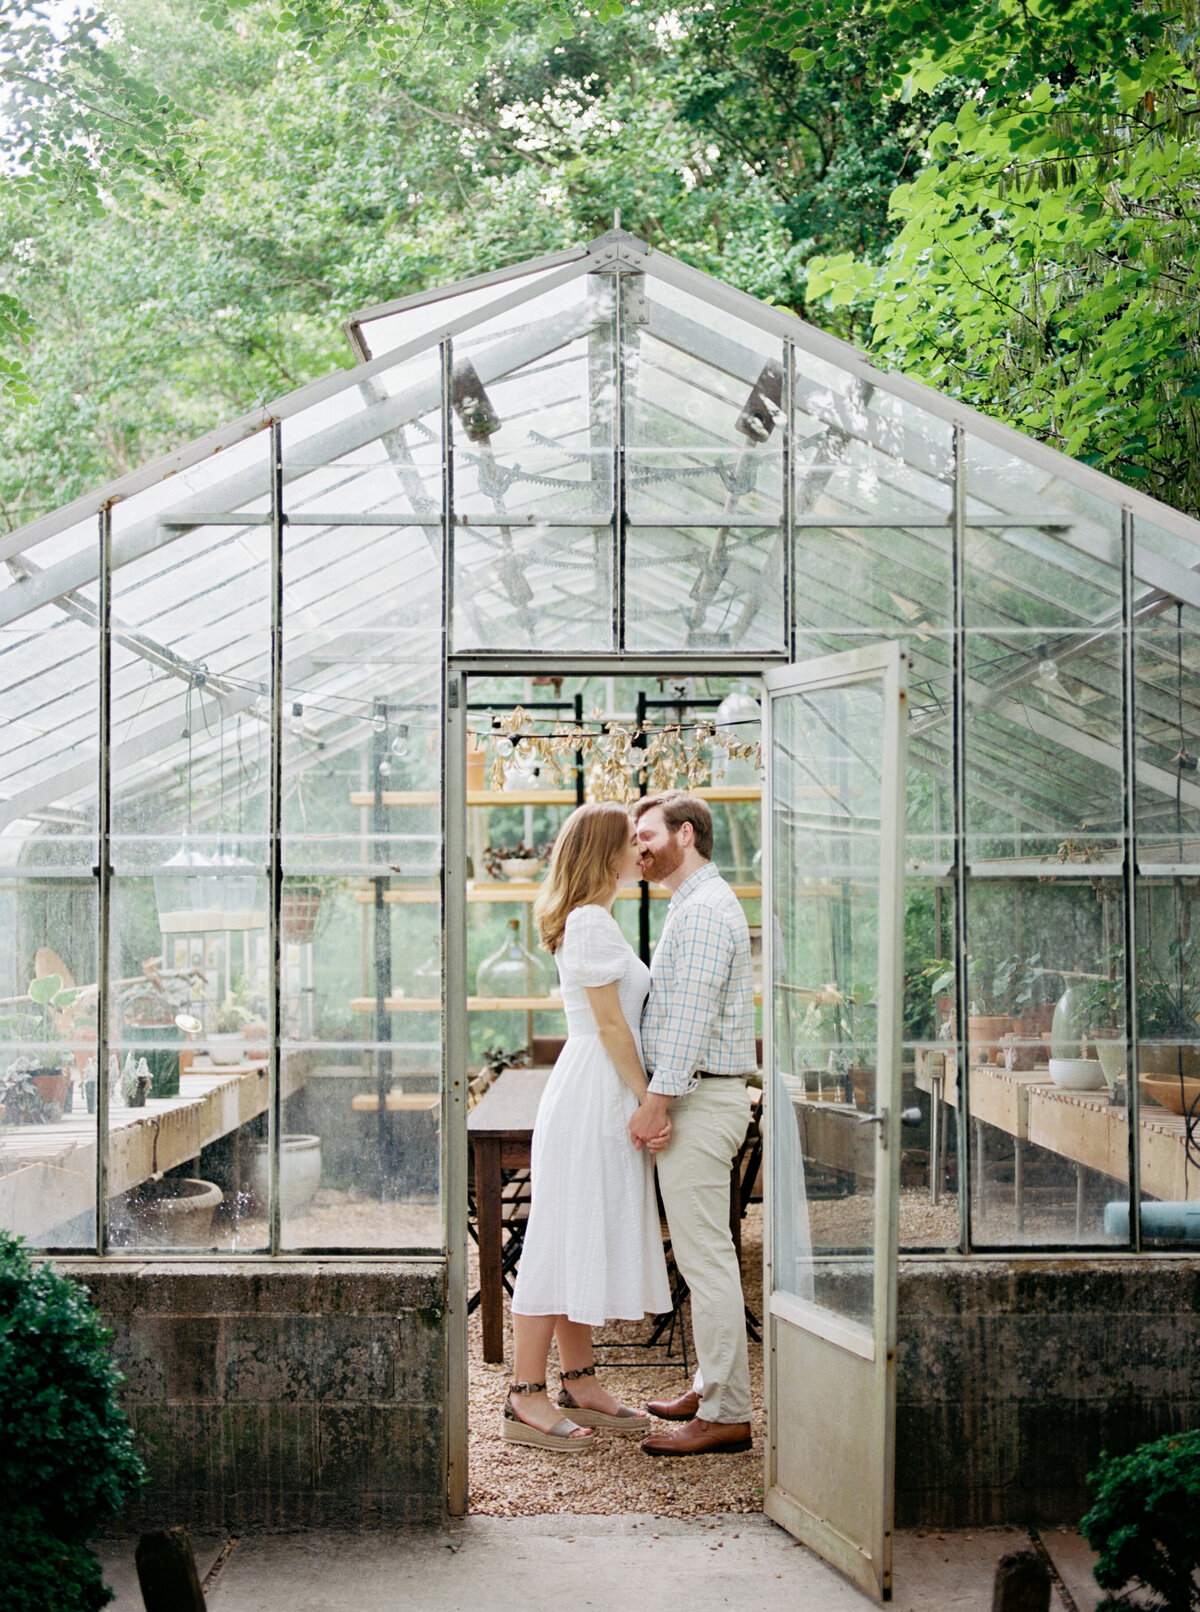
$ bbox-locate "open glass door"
[762,643,908,1601]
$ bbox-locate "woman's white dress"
[511,904,672,1326]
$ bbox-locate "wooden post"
[135,1527,207,1612]
[991,1548,1050,1612]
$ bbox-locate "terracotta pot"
[968,1015,1011,1065]
[31,1069,70,1110]
[848,1067,875,1112]
[1028,1003,1056,1035]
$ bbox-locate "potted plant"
[0,973,81,1110]
[208,997,252,1066]
[1,1060,59,1124]
[966,959,1011,1066]
[1137,939,1200,1081]
[993,954,1051,1070]
[117,964,195,1097]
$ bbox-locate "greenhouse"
[3,228,1200,1591]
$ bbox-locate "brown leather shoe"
[645,1389,701,1422]
[640,1417,753,1457]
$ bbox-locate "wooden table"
[0,1056,300,1242]
[467,1066,549,1363]
[916,1051,1200,1230]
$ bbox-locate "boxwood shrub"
[0,1233,143,1610]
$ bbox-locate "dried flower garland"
[482,706,762,802]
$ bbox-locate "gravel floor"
[467,1207,767,1518]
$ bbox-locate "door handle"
[858,1106,888,1148]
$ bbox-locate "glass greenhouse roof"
[4,228,1200,857]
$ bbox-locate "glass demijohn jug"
[476,918,550,999]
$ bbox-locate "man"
[630,791,756,1457]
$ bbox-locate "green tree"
[743,0,1200,514]
[0,0,945,531]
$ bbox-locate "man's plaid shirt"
[642,862,757,1097]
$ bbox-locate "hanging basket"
[281,887,324,943]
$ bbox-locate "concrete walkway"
[98,1516,1102,1611]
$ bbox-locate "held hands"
[629,1095,672,1153]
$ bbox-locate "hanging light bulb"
[495,735,515,759]
[371,712,387,735]
[390,726,410,759]
[378,759,393,778]
[252,693,271,720]
[1036,644,1059,686]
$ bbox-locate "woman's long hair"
[533,802,632,954]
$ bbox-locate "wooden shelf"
[355,882,763,905]
[349,786,763,808]
[350,995,565,1014]
[350,988,761,1013]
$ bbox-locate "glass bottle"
[476,918,551,999]
[412,949,443,1003]
[1050,983,1089,1061]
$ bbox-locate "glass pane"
[450,276,615,650]
[1132,601,1200,865]
[0,583,98,1249]
[625,524,784,651]
[109,442,273,1252]
[0,872,98,1249]
[625,278,784,652]
[963,876,1125,1248]
[771,672,887,1324]
[278,599,444,1247]
[1134,878,1200,1248]
[793,389,954,526]
[354,261,577,359]
[794,525,950,636]
[965,628,1124,862]
[901,877,959,1248]
[0,603,100,873]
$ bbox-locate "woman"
[503,801,673,1452]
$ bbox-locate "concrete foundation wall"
[896,1257,1200,1528]
[61,1253,1200,1532]
[61,1260,447,1531]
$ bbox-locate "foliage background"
[1,0,1197,530]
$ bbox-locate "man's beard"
[641,837,684,882]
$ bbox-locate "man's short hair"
[633,790,714,859]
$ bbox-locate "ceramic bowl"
[1049,1057,1106,1091]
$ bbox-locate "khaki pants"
[655,1078,752,1425]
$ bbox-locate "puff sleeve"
[560,905,628,988]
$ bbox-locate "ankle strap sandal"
[556,1364,652,1434]
[507,1379,546,1396]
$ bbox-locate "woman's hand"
[644,1116,672,1153]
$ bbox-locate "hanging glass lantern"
[154,838,267,933]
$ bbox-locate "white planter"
[250,1133,323,1215]
[207,1032,245,1066]
[1049,1057,1105,1091]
